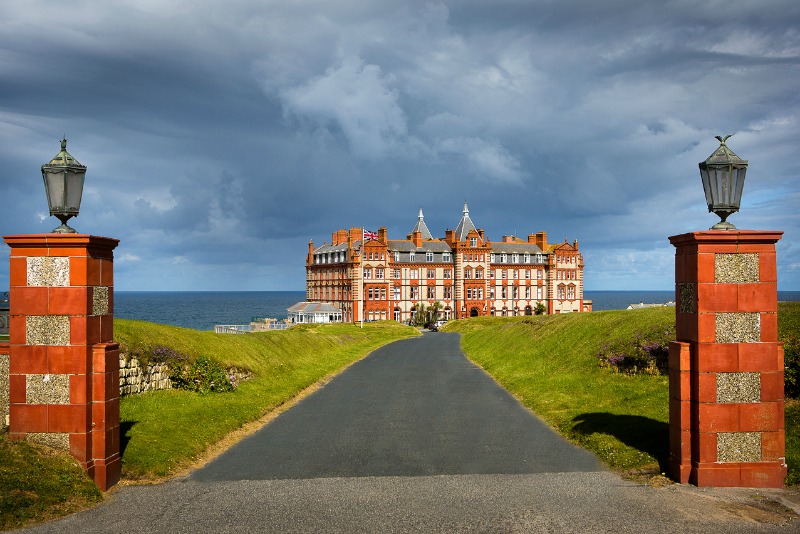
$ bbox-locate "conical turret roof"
[454,201,477,242]
[411,207,433,240]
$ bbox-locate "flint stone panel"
[27,432,69,451]
[92,286,109,316]
[715,253,759,284]
[26,315,70,346]
[27,257,70,287]
[0,354,8,429]
[679,283,695,314]
[716,372,761,403]
[716,313,760,344]
[717,432,762,463]
[27,374,71,404]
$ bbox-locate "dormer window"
[512,253,519,264]
[501,253,507,263]
[443,251,451,262]
[470,237,477,247]
[490,253,495,263]
[394,251,400,262]
[426,251,433,262]
[409,252,415,261]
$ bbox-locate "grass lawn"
[116,320,418,479]
[0,437,101,530]
[445,308,673,473]
[445,303,800,484]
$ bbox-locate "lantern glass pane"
[45,171,67,212]
[731,166,746,208]
[65,170,85,212]
[700,168,713,207]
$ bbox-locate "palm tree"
[412,302,427,326]
[427,300,443,324]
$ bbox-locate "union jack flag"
[363,229,378,242]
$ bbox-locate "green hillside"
[444,303,800,484]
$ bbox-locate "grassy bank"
[117,320,418,479]
[0,437,102,530]
[445,303,800,484]
[444,308,672,472]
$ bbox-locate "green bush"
[120,343,236,394]
[170,354,236,394]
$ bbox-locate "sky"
[1,0,798,292]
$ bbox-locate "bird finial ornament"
[715,134,733,145]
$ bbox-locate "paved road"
[22,333,799,532]
[194,332,600,481]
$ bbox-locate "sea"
[113,290,800,332]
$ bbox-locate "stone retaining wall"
[119,356,172,396]
[118,353,252,396]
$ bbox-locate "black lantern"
[41,138,86,233]
[699,134,748,230]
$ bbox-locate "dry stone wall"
[119,356,172,396]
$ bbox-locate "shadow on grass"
[120,420,137,459]
[572,412,669,472]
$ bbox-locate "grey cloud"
[0,0,798,291]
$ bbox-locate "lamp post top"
[42,138,85,170]
[701,134,748,168]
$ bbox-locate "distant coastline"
[113,290,800,331]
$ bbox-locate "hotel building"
[306,203,590,323]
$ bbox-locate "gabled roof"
[549,241,577,252]
[387,240,452,253]
[454,201,477,242]
[411,208,433,240]
[313,242,350,254]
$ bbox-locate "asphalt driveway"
[21,332,799,533]
[193,332,600,481]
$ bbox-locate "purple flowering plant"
[597,325,674,376]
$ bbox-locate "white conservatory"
[287,302,343,324]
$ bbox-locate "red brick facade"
[4,234,121,490]
[669,230,786,487]
[306,205,589,323]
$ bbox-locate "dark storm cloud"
[1,0,798,290]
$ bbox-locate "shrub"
[597,324,675,376]
[169,354,236,394]
[120,343,236,394]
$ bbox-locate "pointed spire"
[411,207,433,240]
[454,201,477,242]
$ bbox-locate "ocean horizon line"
[115,288,800,293]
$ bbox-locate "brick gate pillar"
[4,233,121,491]
[668,230,786,487]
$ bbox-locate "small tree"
[411,302,427,327]
[427,300,443,324]
[534,302,546,315]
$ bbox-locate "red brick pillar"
[668,230,786,487]
[4,233,120,491]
